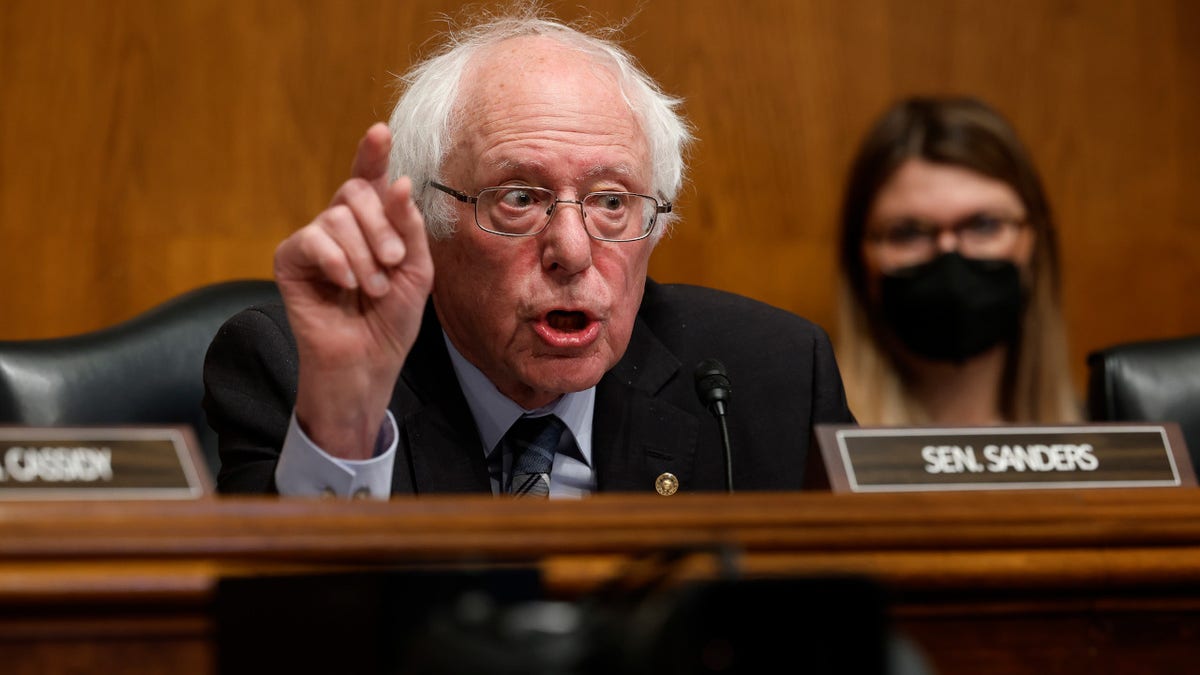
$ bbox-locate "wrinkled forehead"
[451,33,652,178]
[458,34,643,128]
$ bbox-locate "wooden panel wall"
[2,0,1197,392]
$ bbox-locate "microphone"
[694,359,734,493]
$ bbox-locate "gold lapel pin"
[655,472,679,496]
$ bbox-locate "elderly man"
[203,10,854,498]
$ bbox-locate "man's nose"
[539,200,593,274]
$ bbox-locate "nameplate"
[813,423,1194,493]
[0,426,211,499]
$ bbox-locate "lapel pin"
[655,472,679,496]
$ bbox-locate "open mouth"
[546,310,589,332]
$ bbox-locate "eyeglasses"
[428,181,672,242]
[867,213,1027,262]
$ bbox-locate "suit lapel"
[593,315,699,492]
[390,303,492,495]
[400,406,491,494]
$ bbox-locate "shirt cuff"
[274,410,397,499]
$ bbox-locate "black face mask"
[879,252,1023,362]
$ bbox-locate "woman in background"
[837,96,1079,425]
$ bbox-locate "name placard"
[0,426,212,499]
[813,423,1194,493]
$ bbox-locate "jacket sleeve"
[201,305,299,494]
[809,323,857,426]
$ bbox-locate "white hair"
[387,7,694,239]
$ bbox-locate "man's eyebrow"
[493,158,547,174]
[581,163,636,179]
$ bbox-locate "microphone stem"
[717,414,733,493]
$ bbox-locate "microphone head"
[693,358,732,416]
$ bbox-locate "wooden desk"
[3,488,1200,674]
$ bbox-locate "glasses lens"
[477,187,556,235]
[958,215,1017,257]
[878,222,929,249]
[582,192,656,241]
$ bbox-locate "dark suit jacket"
[203,280,854,494]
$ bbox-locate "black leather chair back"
[1087,334,1200,470]
[0,280,280,479]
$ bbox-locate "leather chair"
[1087,334,1200,471]
[0,280,280,479]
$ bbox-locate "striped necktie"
[502,414,567,498]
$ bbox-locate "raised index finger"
[350,122,393,185]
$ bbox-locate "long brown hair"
[837,96,1079,424]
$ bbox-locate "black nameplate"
[0,426,211,499]
[813,423,1194,493]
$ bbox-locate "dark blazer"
[203,280,854,495]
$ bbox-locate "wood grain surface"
[3,489,1200,673]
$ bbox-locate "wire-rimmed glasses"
[429,181,671,242]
